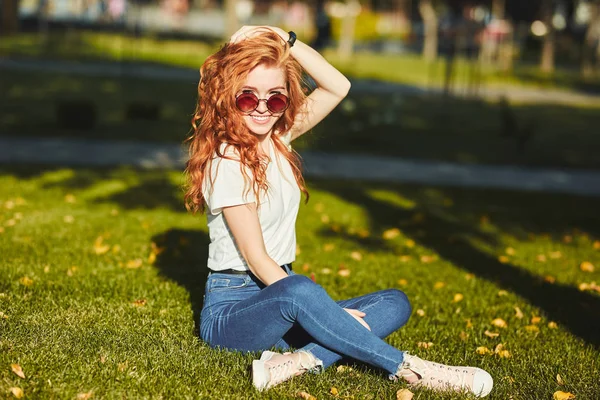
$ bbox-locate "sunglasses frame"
[235,92,290,114]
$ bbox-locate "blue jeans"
[200,265,412,375]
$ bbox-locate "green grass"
[2,31,600,93]
[3,69,600,169]
[1,166,599,399]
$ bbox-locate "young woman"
[184,26,493,397]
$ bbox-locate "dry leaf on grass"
[323,243,335,252]
[330,387,339,396]
[336,365,353,373]
[126,259,143,269]
[580,261,595,272]
[93,237,110,255]
[416,309,425,317]
[398,255,412,263]
[553,391,575,400]
[417,342,434,349]
[505,247,516,255]
[531,316,542,324]
[497,290,508,296]
[433,282,446,289]
[64,194,77,203]
[452,293,464,303]
[397,279,408,286]
[525,325,540,332]
[19,277,33,287]
[338,268,351,277]
[484,330,500,338]
[548,321,558,329]
[297,391,316,400]
[77,392,93,400]
[320,214,330,224]
[405,239,415,248]
[383,228,400,240]
[497,255,510,264]
[594,240,600,250]
[9,387,24,399]
[491,318,507,328]
[556,373,565,385]
[396,388,414,400]
[10,364,25,379]
[132,299,146,307]
[476,346,493,355]
[350,251,362,261]
[514,307,524,319]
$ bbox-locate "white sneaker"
[396,353,493,398]
[252,350,322,391]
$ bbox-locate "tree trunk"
[419,0,438,62]
[224,0,238,39]
[1,0,20,36]
[540,0,555,74]
[582,2,600,78]
[492,0,505,20]
[338,0,359,62]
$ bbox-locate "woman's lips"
[249,115,271,125]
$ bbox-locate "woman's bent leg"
[204,275,405,375]
[274,289,412,369]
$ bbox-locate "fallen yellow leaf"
[323,243,335,252]
[10,364,25,379]
[77,392,93,400]
[302,264,310,272]
[405,239,415,248]
[338,268,351,277]
[398,255,412,262]
[548,321,558,329]
[525,325,540,332]
[465,273,475,280]
[297,391,316,400]
[132,299,146,307]
[350,251,362,261]
[64,194,76,203]
[497,290,508,296]
[296,244,301,256]
[416,309,425,317]
[336,365,353,373]
[491,318,507,328]
[420,255,436,263]
[330,387,339,396]
[148,252,156,264]
[452,293,464,303]
[320,268,331,275]
[531,316,542,324]
[505,247,516,255]
[19,277,33,287]
[397,279,408,286]
[465,319,473,329]
[320,214,330,223]
[417,341,433,349]
[383,228,401,240]
[536,254,547,262]
[549,251,563,259]
[126,259,143,269]
[556,373,565,385]
[93,237,110,255]
[484,330,500,338]
[545,275,557,283]
[0,312,8,319]
[63,215,74,224]
[434,281,446,289]
[498,255,510,264]
[459,331,469,340]
[594,240,600,250]
[553,391,576,400]
[514,307,524,319]
[580,261,595,273]
[476,346,492,355]
[396,388,414,400]
[9,387,23,399]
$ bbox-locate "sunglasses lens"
[267,94,289,113]
[236,93,258,112]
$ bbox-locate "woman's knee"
[277,274,322,299]
[383,289,412,326]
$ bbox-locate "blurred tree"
[419,0,439,61]
[582,0,600,77]
[540,0,556,73]
[0,0,20,36]
[224,0,238,39]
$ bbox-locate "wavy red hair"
[184,30,309,214]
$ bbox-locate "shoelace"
[268,359,297,386]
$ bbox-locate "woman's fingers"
[344,308,371,330]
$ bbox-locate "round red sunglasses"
[235,92,290,114]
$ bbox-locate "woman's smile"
[250,114,271,124]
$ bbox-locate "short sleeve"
[203,156,255,215]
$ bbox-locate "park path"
[2,57,600,106]
[2,135,600,197]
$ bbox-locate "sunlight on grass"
[1,166,598,399]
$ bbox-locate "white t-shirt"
[202,134,300,271]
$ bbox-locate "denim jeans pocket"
[206,275,248,293]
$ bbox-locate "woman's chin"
[247,122,275,136]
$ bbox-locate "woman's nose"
[256,99,269,113]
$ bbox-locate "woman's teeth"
[251,115,269,123]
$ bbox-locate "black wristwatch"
[287,31,297,47]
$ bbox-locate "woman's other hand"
[344,308,371,331]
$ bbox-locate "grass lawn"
[1,165,599,399]
[3,32,600,93]
[3,68,600,170]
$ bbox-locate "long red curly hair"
[184,30,309,214]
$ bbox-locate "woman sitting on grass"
[184,25,493,397]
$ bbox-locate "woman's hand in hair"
[344,308,371,331]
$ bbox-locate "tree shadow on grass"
[310,179,600,348]
[152,228,210,335]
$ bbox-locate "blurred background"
[1,0,600,170]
